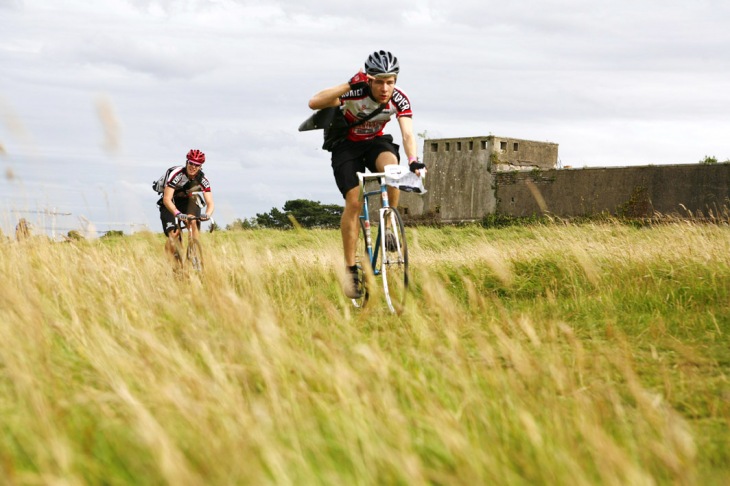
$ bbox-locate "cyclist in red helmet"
[157,149,216,260]
[308,50,425,298]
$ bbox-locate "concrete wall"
[489,137,559,171]
[495,164,730,218]
[399,135,558,222]
[398,135,730,222]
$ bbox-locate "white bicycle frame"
[356,165,410,273]
[355,165,420,312]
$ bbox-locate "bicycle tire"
[352,218,370,308]
[380,207,408,314]
[186,239,204,273]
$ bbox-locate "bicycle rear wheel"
[186,239,204,272]
[380,207,408,314]
[352,218,370,308]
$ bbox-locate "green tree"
[101,230,124,239]
[255,207,290,228]
[284,199,343,228]
[66,230,84,241]
[255,199,344,229]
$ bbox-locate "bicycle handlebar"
[357,164,426,183]
[357,165,408,183]
[177,216,208,229]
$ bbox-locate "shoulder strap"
[348,103,387,128]
[299,103,387,132]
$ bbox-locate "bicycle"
[170,191,208,273]
[352,164,418,314]
[171,215,206,273]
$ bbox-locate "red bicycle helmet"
[186,149,206,165]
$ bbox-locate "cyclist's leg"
[332,142,370,299]
[159,199,176,235]
[342,187,363,267]
[338,189,364,299]
[375,151,400,208]
[160,203,182,260]
[373,150,400,251]
[332,143,367,267]
[366,135,401,209]
[165,228,182,256]
[366,137,402,254]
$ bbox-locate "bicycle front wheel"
[186,239,205,273]
[380,207,408,314]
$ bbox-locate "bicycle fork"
[379,184,405,261]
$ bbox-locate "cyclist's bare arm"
[162,186,179,217]
[203,191,214,217]
[309,71,377,109]
[308,83,349,110]
[397,116,422,175]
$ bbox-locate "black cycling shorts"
[331,135,400,198]
[158,197,202,236]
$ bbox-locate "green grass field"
[1,222,728,485]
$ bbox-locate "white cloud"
[1,0,730,235]
[0,0,22,10]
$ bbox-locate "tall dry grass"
[0,223,727,485]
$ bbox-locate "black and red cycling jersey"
[340,85,413,142]
[165,166,211,198]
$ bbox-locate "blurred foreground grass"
[0,223,728,485]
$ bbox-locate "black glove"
[200,213,210,221]
[176,212,189,222]
[348,71,369,91]
[409,160,426,173]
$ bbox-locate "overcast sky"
[1,0,729,236]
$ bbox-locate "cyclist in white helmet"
[308,50,425,298]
